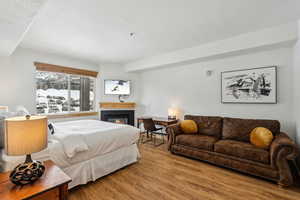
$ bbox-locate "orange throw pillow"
[250,127,274,149]
[180,120,198,134]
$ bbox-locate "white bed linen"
[1,143,139,189]
[2,120,140,168]
[1,119,141,188]
[50,120,140,167]
[65,144,139,188]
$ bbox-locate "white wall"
[139,47,296,139]
[0,48,141,122]
[0,47,99,115]
[98,63,140,103]
[293,21,300,145]
[98,63,141,122]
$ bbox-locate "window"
[35,63,97,115]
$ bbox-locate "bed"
[0,119,140,188]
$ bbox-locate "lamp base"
[168,115,176,120]
[9,155,45,185]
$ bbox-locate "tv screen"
[104,80,131,95]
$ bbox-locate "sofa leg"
[278,182,288,188]
[277,176,293,188]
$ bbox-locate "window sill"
[45,112,99,119]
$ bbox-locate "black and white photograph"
[221,66,277,104]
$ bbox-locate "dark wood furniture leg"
[60,183,69,200]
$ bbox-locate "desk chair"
[140,118,166,146]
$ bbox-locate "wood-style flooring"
[69,143,300,200]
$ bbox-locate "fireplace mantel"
[99,102,136,109]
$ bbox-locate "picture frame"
[221,66,277,104]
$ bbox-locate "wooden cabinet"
[0,160,71,200]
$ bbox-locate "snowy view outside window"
[36,71,95,114]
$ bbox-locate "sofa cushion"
[222,117,280,142]
[185,115,223,138]
[250,127,274,149]
[214,140,270,164]
[176,134,218,151]
[180,120,198,134]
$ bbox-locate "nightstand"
[0,160,71,200]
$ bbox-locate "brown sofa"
[167,115,299,186]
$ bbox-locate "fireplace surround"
[101,110,134,126]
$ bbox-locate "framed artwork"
[221,66,277,104]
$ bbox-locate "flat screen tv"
[104,80,131,95]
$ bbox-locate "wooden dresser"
[0,160,71,200]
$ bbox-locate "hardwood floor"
[69,143,300,200]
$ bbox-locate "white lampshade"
[5,116,48,156]
[168,108,178,117]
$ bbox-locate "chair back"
[143,118,157,131]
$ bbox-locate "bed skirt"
[0,144,140,189]
[65,144,140,189]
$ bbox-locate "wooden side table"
[0,160,71,200]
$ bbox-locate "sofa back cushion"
[222,117,280,142]
[184,115,223,138]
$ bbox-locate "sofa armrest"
[166,123,183,150]
[270,132,299,169]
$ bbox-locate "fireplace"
[101,110,135,126]
[108,118,128,124]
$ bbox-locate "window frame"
[35,62,98,118]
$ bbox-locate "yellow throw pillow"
[250,127,274,149]
[180,120,198,134]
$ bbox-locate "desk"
[137,117,178,128]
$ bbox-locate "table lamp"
[5,115,48,185]
[168,108,177,120]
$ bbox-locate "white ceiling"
[0,0,46,56]
[16,0,300,64]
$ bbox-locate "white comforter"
[1,119,140,172]
[48,120,140,167]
